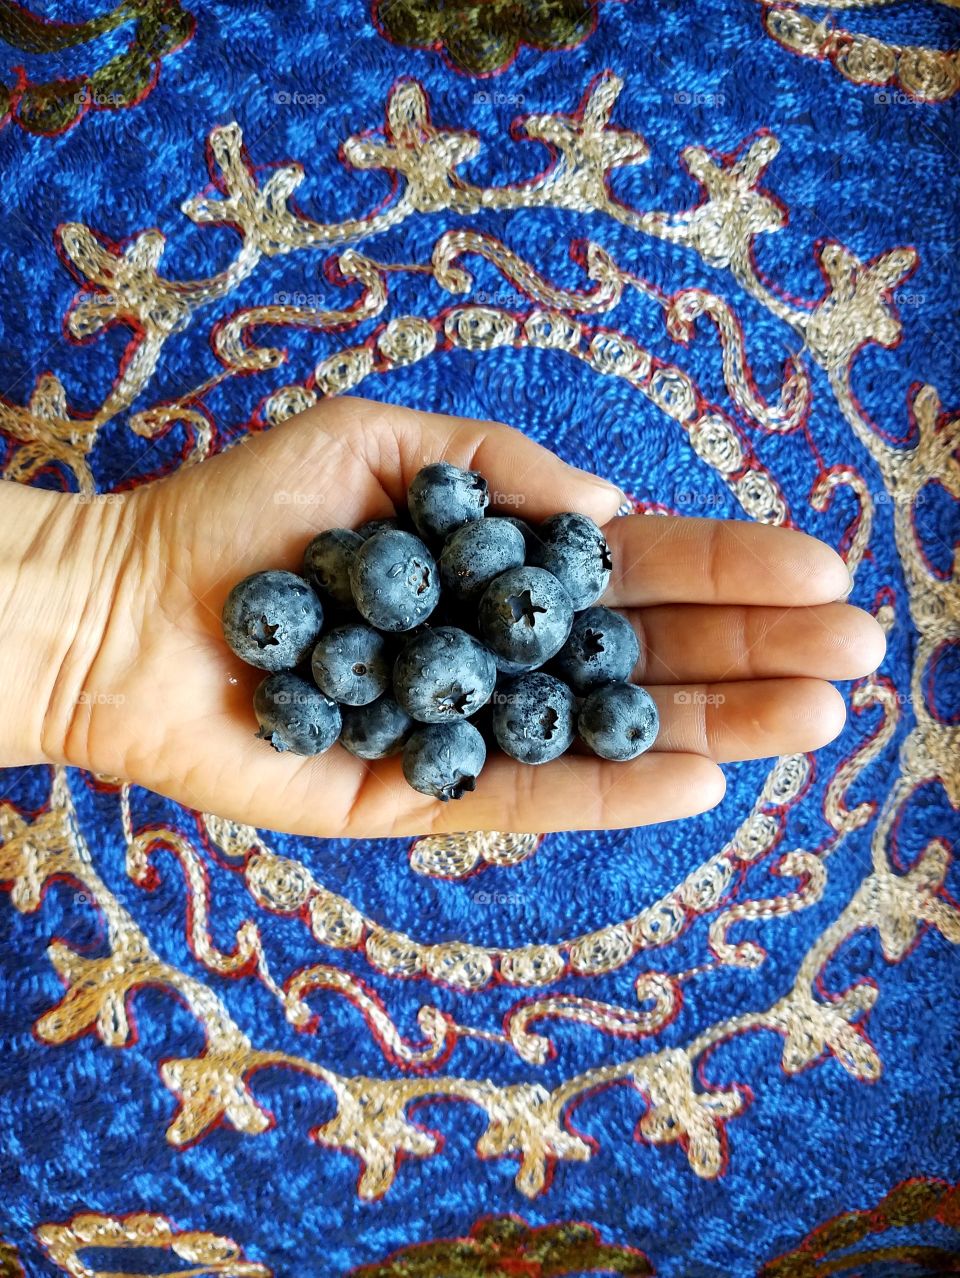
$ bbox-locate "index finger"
[601,515,850,608]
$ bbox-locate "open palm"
[63,398,885,836]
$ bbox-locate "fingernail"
[576,466,621,497]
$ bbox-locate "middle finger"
[626,601,885,685]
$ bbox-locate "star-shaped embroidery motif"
[313,1079,438,1198]
[343,81,479,213]
[776,983,881,1080]
[476,1083,591,1197]
[0,372,96,469]
[678,133,785,269]
[182,122,305,255]
[520,73,649,207]
[60,226,192,339]
[801,240,918,369]
[633,1049,745,1179]
[162,1052,270,1145]
[872,840,960,962]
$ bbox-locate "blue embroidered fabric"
[0,2,958,1275]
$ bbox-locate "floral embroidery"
[349,1216,653,1276]
[760,1177,960,1276]
[0,74,957,1204]
[0,0,194,135]
[372,0,600,77]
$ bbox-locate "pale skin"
[2,397,886,835]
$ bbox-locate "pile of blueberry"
[221,462,659,801]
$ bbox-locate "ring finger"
[643,676,847,761]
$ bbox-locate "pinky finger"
[413,750,726,836]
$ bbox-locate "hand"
[25,397,885,835]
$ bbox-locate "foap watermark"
[472,288,527,308]
[271,690,316,705]
[874,89,919,106]
[274,490,323,506]
[473,888,526,906]
[274,89,327,107]
[674,90,726,108]
[489,491,527,508]
[77,690,126,706]
[489,687,528,707]
[273,291,325,307]
[674,690,726,706]
[676,490,725,508]
[473,90,525,105]
[76,492,123,506]
[874,489,927,506]
[894,290,926,308]
[74,87,126,107]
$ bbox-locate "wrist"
[0,481,130,769]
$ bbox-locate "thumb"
[314,396,624,527]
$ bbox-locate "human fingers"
[313,396,623,527]
[623,601,885,684]
[339,748,727,836]
[602,516,850,608]
[643,677,846,761]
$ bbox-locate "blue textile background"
[0,2,958,1275]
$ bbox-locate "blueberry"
[578,682,659,760]
[493,653,540,677]
[501,515,537,553]
[402,720,487,800]
[222,570,323,671]
[340,695,413,759]
[357,517,400,540]
[530,512,612,610]
[311,623,390,705]
[553,606,640,694]
[349,529,440,631]
[253,673,341,754]
[303,529,364,605]
[478,566,574,667]
[408,461,489,542]
[492,672,576,764]
[393,626,497,723]
[440,517,526,603]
